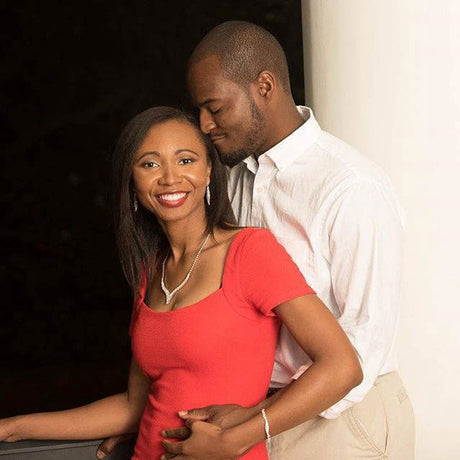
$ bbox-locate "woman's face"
[132,120,211,225]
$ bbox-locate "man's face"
[187,56,266,167]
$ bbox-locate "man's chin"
[216,148,252,168]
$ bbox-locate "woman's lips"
[155,192,190,208]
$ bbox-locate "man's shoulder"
[226,128,395,196]
[311,131,404,224]
[299,129,393,190]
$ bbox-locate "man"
[98,21,415,459]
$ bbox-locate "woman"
[0,107,362,459]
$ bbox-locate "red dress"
[129,228,315,460]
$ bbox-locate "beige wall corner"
[301,1,460,458]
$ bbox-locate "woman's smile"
[155,191,190,208]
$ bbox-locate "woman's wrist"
[245,403,266,420]
[221,410,267,457]
[1,415,25,442]
[253,386,288,413]
[221,427,252,458]
[206,399,278,456]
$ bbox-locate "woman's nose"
[158,164,182,185]
[199,110,217,135]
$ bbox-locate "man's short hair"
[189,21,291,92]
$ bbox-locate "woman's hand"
[0,416,23,442]
[160,404,259,444]
[96,432,138,458]
[161,419,242,460]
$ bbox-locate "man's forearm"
[12,392,140,441]
[225,357,361,456]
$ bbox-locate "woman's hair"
[112,106,236,300]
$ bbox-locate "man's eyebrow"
[198,98,220,107]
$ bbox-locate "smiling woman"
[111,107,236,299]
[132,120,211,222]
[0,106,362,460]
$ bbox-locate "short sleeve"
[238,229,315,316]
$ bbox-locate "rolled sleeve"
[320,179,404,418]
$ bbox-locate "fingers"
[178,406,214,420]
[161,440,184,455]
[97,439,116,458]
[184,418,201,429]
[160,453,179,459]
[96,433,136,458]
[161,427,191,439]
[96,446,109,459]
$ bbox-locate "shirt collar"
[242,106,322,173]
[242,154,259,174]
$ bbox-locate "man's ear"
[256,71,276,99]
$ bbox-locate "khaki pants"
[266,372,415,460]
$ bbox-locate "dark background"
[1,0,304,416]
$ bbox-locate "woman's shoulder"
[238,226,275,241]
[223,227,279,262]
[218,226,274,247]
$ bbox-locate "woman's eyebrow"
[136,151,160,161]
[136,149,200,161]
[175,149,200,156]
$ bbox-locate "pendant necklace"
[161,232,211,305]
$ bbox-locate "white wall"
[301,1,460,459]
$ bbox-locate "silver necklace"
[161,232,211,305]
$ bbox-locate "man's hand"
[96,433,137,458]
[161,404,257,442]
[161,419,241,460]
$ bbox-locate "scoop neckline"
[140,227,253,315]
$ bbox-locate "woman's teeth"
[157,192,187,201]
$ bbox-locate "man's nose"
[199,110,217,134]
[158,164,182,185]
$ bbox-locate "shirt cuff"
[319,398,358,419]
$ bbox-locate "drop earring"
[133,194,138,212]
[206,185,211,206]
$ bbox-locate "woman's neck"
[162,219,210,263]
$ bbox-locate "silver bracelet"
[261,408,271,441]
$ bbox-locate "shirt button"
[257,186,265,193]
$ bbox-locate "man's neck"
[256,103,307,158]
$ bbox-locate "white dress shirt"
[227,106,404,419]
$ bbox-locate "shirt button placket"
[252,166,269,227]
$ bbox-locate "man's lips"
[210,134,226,143]
[155,192,190,208]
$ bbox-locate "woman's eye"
[142,161,158,168]
[179,158,194,165]
[209,107,222,115]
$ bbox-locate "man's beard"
[217,99,265,168]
